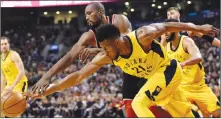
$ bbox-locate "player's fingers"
[31,85,37,93]
[43,84,49,93]
[213,27,220,35]
[84,52,90,63]
[83,51,90,63]
[40,86,44,94]
[82,49,89,62]
[79,49,86,61]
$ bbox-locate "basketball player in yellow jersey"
[27,22,219,117]
[161,7,220,48]
[1,36,28,97]
[164,19,220,118]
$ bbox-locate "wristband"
[201,35,214,43]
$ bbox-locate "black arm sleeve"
[201,35,215,43]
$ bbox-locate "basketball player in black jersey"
[161,7,220,48]
[30,2,171,118]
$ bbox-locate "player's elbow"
[18,69,25,76]
[195,57,202,63]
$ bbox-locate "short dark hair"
[1,36,10,43]
[164,18,179,22]
[167,7,179,13]
[96,24,120,42]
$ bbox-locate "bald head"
[85,2,106,27]
[86,2,105,14]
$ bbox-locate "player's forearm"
[43,44,85,80]
[160,34,167,47]
[163,22,203,33]
[181,57,202,67]
[42,71,84,97]
[43,54,72,80]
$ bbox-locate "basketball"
[1,91,27,117]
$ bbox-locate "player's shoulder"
[10,50,20,59]
[78,31,96,45]
[182,35,194,43]
[112,14,129,20]
[10,50,18,55]
[182,35,196,47]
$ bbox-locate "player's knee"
[211,109,220,118]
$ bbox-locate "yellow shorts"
[132,59,193,117]
[180,83,220,114]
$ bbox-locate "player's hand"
[79,48,104,63]
[2,86,14,97]
[22,92,43,103]
[200,24,220,36]
[180,62,185,69]
[30,76,50,95]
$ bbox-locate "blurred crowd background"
[1,0,220,118]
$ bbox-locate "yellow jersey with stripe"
[166,35,205,85]
[113,31,171,79]
[1,50,28,85]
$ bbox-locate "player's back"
[113,30,171,79]
[1,50,27,85]
[166,35,205,85]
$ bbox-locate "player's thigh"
[193,86,220,114]
[134,71,182,106]
[164,87,193,117]
[14,81,28,93]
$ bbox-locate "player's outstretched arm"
[148,22,219,40]
[180,37,202,68]
[186,24,220,48]
[32,52,112,98]
[31,31,96,94]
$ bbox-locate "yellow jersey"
[1,50,28,85]
[166,35,205,85]
[113,31,171,79]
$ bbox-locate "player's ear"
[98,9,103,16]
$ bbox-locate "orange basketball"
[1,91,27,117]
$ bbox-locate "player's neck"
[118,37,132,56]
[2,50,10,59]
[171,34,181,48]
[95,15,108,31]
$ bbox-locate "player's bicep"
[135,26,157,46]
[11,52,25,73]
[184,38,202,58]
[113,14,132,35]
[69,32,95,60]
